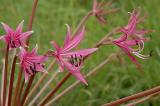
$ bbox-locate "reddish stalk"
[38,73,71,106]
[1,44,9,106]
[20,75,35,106]
[27,71,58,106]
[102,86,160,106]
[73,11,92,36]
[7,55,17,106]
[125,91,160,106]
[13,0,39,105]
[16,0,39,105]
[13,69,23,106]
[1,59,5,106]
[15,79,25,106]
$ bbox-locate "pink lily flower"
[0,20,33,48]
[48,25,98,85]
[19,45,48,82]
[113,9,151,68]
[92,0,118,24]
[119,9,151,39]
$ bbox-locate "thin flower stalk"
[38,73,72,106]
[20,75,35,106]
[1,59,5,106]
[1,44,9,106]
[13,69,23,106]
[45,53,117,105]
[102,86,160,106]
[7,55,17,106]
[15,79,25,106]
[124,91,160,106]
[27,71,59,106]
[13,0,39,105]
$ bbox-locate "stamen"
[133,52,150,59]
[69,54,84,67]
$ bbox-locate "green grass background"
[0,0,160,106]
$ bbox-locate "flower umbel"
[48,25,98,85]
[0,20,33,48]
[113,9,151,68]
[92,0,118,24]
[19,46,48,82]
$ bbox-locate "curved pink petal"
[51,41,61,52]
[125,12,138,35]
[113,33,128,43]
[64,24,72,47]
[61,48,98,58]
[36,65,47,73]
[123,39,142,46]
[19,47,27,59]
[31,45,38,55]
[16,20,24,34]
[62,27,85,53]
[20,30,33,42]
[63,60,88,85]
[1,22,13,34]
[121,47,141,69]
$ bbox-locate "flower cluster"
[0,9,151,84]
[112,9,151,68]
[0,22,98,84]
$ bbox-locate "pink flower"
[92,0,118,24]
[19,45,48,82]
[48,25,98,85]
[119,9,151,39]
[113,9,151,68]
[0,20,33,48]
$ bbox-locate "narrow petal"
[123,39,142,46]
[36,64,48,73]
[63,60,88,85]
[62,27,85,52]
[1,22,13,34]
[118,44,141,69]
[16,20,24,33]
[20,30,33,41]
[113,33,127,43]
[51,41,61,52]
[20,31,33,47]
[61,48,98,58]
[69,69,88,85]
[64,24,72,47]
[31,45,38,55]
[19,47,26,58]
